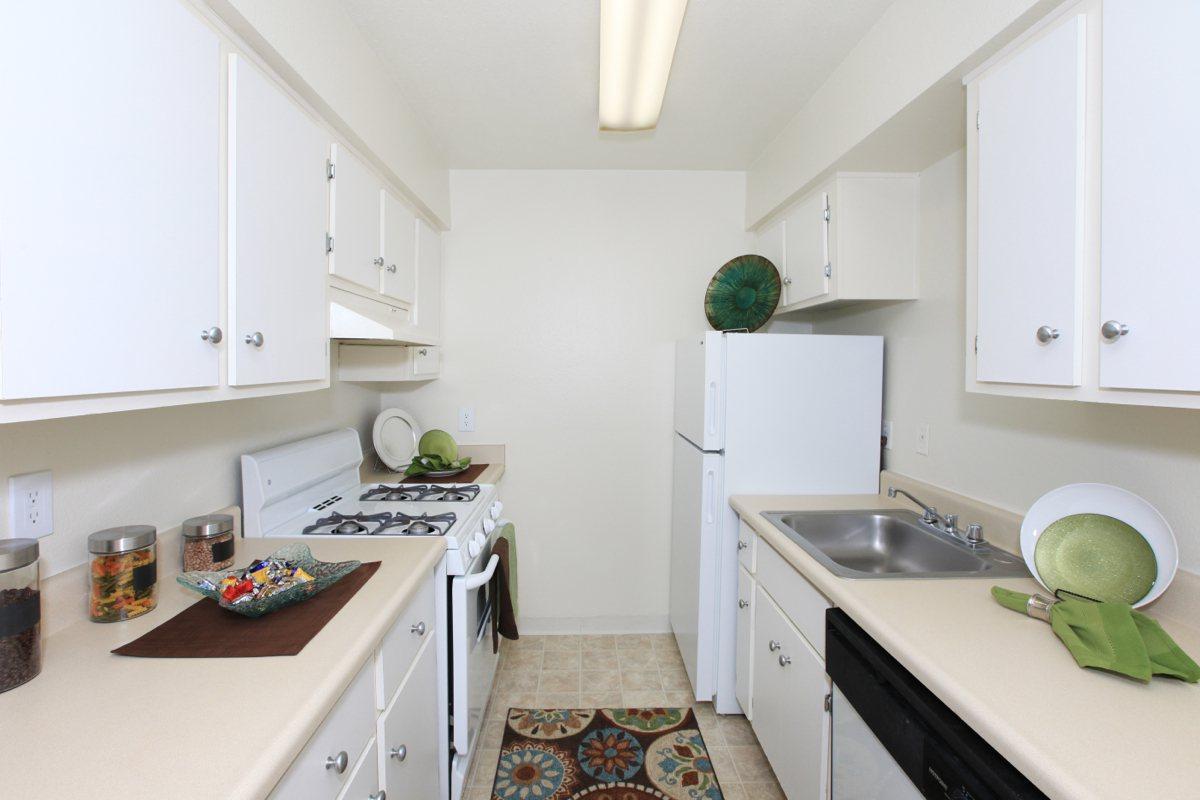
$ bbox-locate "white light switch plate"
[458,407,476,433]
[8,470,53,539]
[916,423,931,456]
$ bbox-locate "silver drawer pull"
[737,540,748,551]
[738,599,749,609]
[411,621,426,636]
[390,745,408,762]
[325,750,348,773]
[369,792,387,800]
[779,654,792,667]
[768,640,781,652]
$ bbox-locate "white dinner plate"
[1020,483,1177,608]
[372,408,421,471]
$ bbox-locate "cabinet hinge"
[822,197,831,223]
[824,263,832,279]
[824,693,832,712]
[326,159,335,180]
[976,110,981,131]
[325,233,335,254]
[974,335,980,354]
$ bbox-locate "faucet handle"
[944,513,959,534]
[965,523,985,545]
[923,506,939,524]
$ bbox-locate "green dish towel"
[496,522,518,619]
[992,586,1200,683]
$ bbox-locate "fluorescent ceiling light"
[599,0,689,131]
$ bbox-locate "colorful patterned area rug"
[492,707,723,800]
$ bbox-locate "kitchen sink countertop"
[0,536,445,799]
[732,482,1200,800]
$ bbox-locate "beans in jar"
[0,587,40,693]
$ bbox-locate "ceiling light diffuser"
[598,0,689,131]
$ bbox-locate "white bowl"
[1021,483,1177,608]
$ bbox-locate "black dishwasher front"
[826,609,1048,800]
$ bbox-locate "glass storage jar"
[88,525,158,622]
[0,539,41,694]
[182,514,236,572]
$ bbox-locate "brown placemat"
[111,562,380,658]
[399,463,489,484]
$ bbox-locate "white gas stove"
[240,428,501,575]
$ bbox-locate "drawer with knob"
[335,737,380,800]
[269,661,375,799]
[379,636,439,800]
[374,572,436,709]
[737,518,758,572]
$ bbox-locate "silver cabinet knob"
[1101,320,1130,342]
[1035,325,1060,344]
[738,599,749,609]
[373,256,385,267]
[782,276,792,285]
[369,792,387,800]
[768,640,781,652]
[418,348,429,356]
[410,621,426,636]
[737,540,748,551]
[386,263,397,273]
[389,745,407,762]
[200,326,223,344]
[244,331,264,348]
[779,654,792,667]
[325,750,348,773]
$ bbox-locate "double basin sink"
[763,509,1029,579]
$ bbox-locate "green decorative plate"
[1034,513,1157,605]
[704,254,781,332]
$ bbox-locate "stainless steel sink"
[762,509,1030,579]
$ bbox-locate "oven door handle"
[463,554,500,591]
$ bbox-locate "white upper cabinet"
[762,173,917,315]
[966,0,1200,408]
[228,54,329,387]
[381,191,417,305]
[975,12,1085,387]
[1099,0,1200,392]
[0,0,220,400]
[413,219,443,343]
[329,143,384,294]
[782,188,831,306]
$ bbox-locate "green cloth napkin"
[496,522,518,619]
[991,586,1200,683]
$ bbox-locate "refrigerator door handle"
[704,468,716,524]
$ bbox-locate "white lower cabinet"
[379,637,440,799]
[751,585,831,800]
[270,571,439,800]
[735,565,755,719]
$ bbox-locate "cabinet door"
[413,219,443,341]
[782,188,830,306]
[0,0,220,400]
[228,54,329,387]
[975,13,1085,386]
[756,218,786,305]
[381,192,417,305]
[380,638,440,800]
[330,144,383,293]
[1099,0,1200,391]
[735,565,755,719]
[411,345,441,378]
[751,586,830,800]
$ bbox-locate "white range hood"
[329,286,430,344]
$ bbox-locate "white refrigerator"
[670,331,883,714]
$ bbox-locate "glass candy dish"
[176,543,361,618]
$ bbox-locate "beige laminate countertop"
[731,492,1200,800]
[0,536,445,800]
[360,452,506,486]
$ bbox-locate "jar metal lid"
[0,538,38,571]
[182,513,234,540]
[89,525,157,554]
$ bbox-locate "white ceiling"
[339,0,895,170]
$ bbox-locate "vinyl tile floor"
[463,633,785,800]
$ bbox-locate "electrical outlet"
[458,407,475,433]
[916,423,931,456]
[881,420,893,450]
[8,471,53,539]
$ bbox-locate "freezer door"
[674,333,724,451]
[669,433,722,700]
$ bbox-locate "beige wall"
[0,362,380,576]
[807,151,1200,573]
[382,170,753,631]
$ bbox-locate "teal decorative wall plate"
[704,254,781,332]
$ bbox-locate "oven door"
[451,549,501,758]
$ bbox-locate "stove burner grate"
[302,512,392,536]
[374,512,458,536]
[360,483,481,503]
